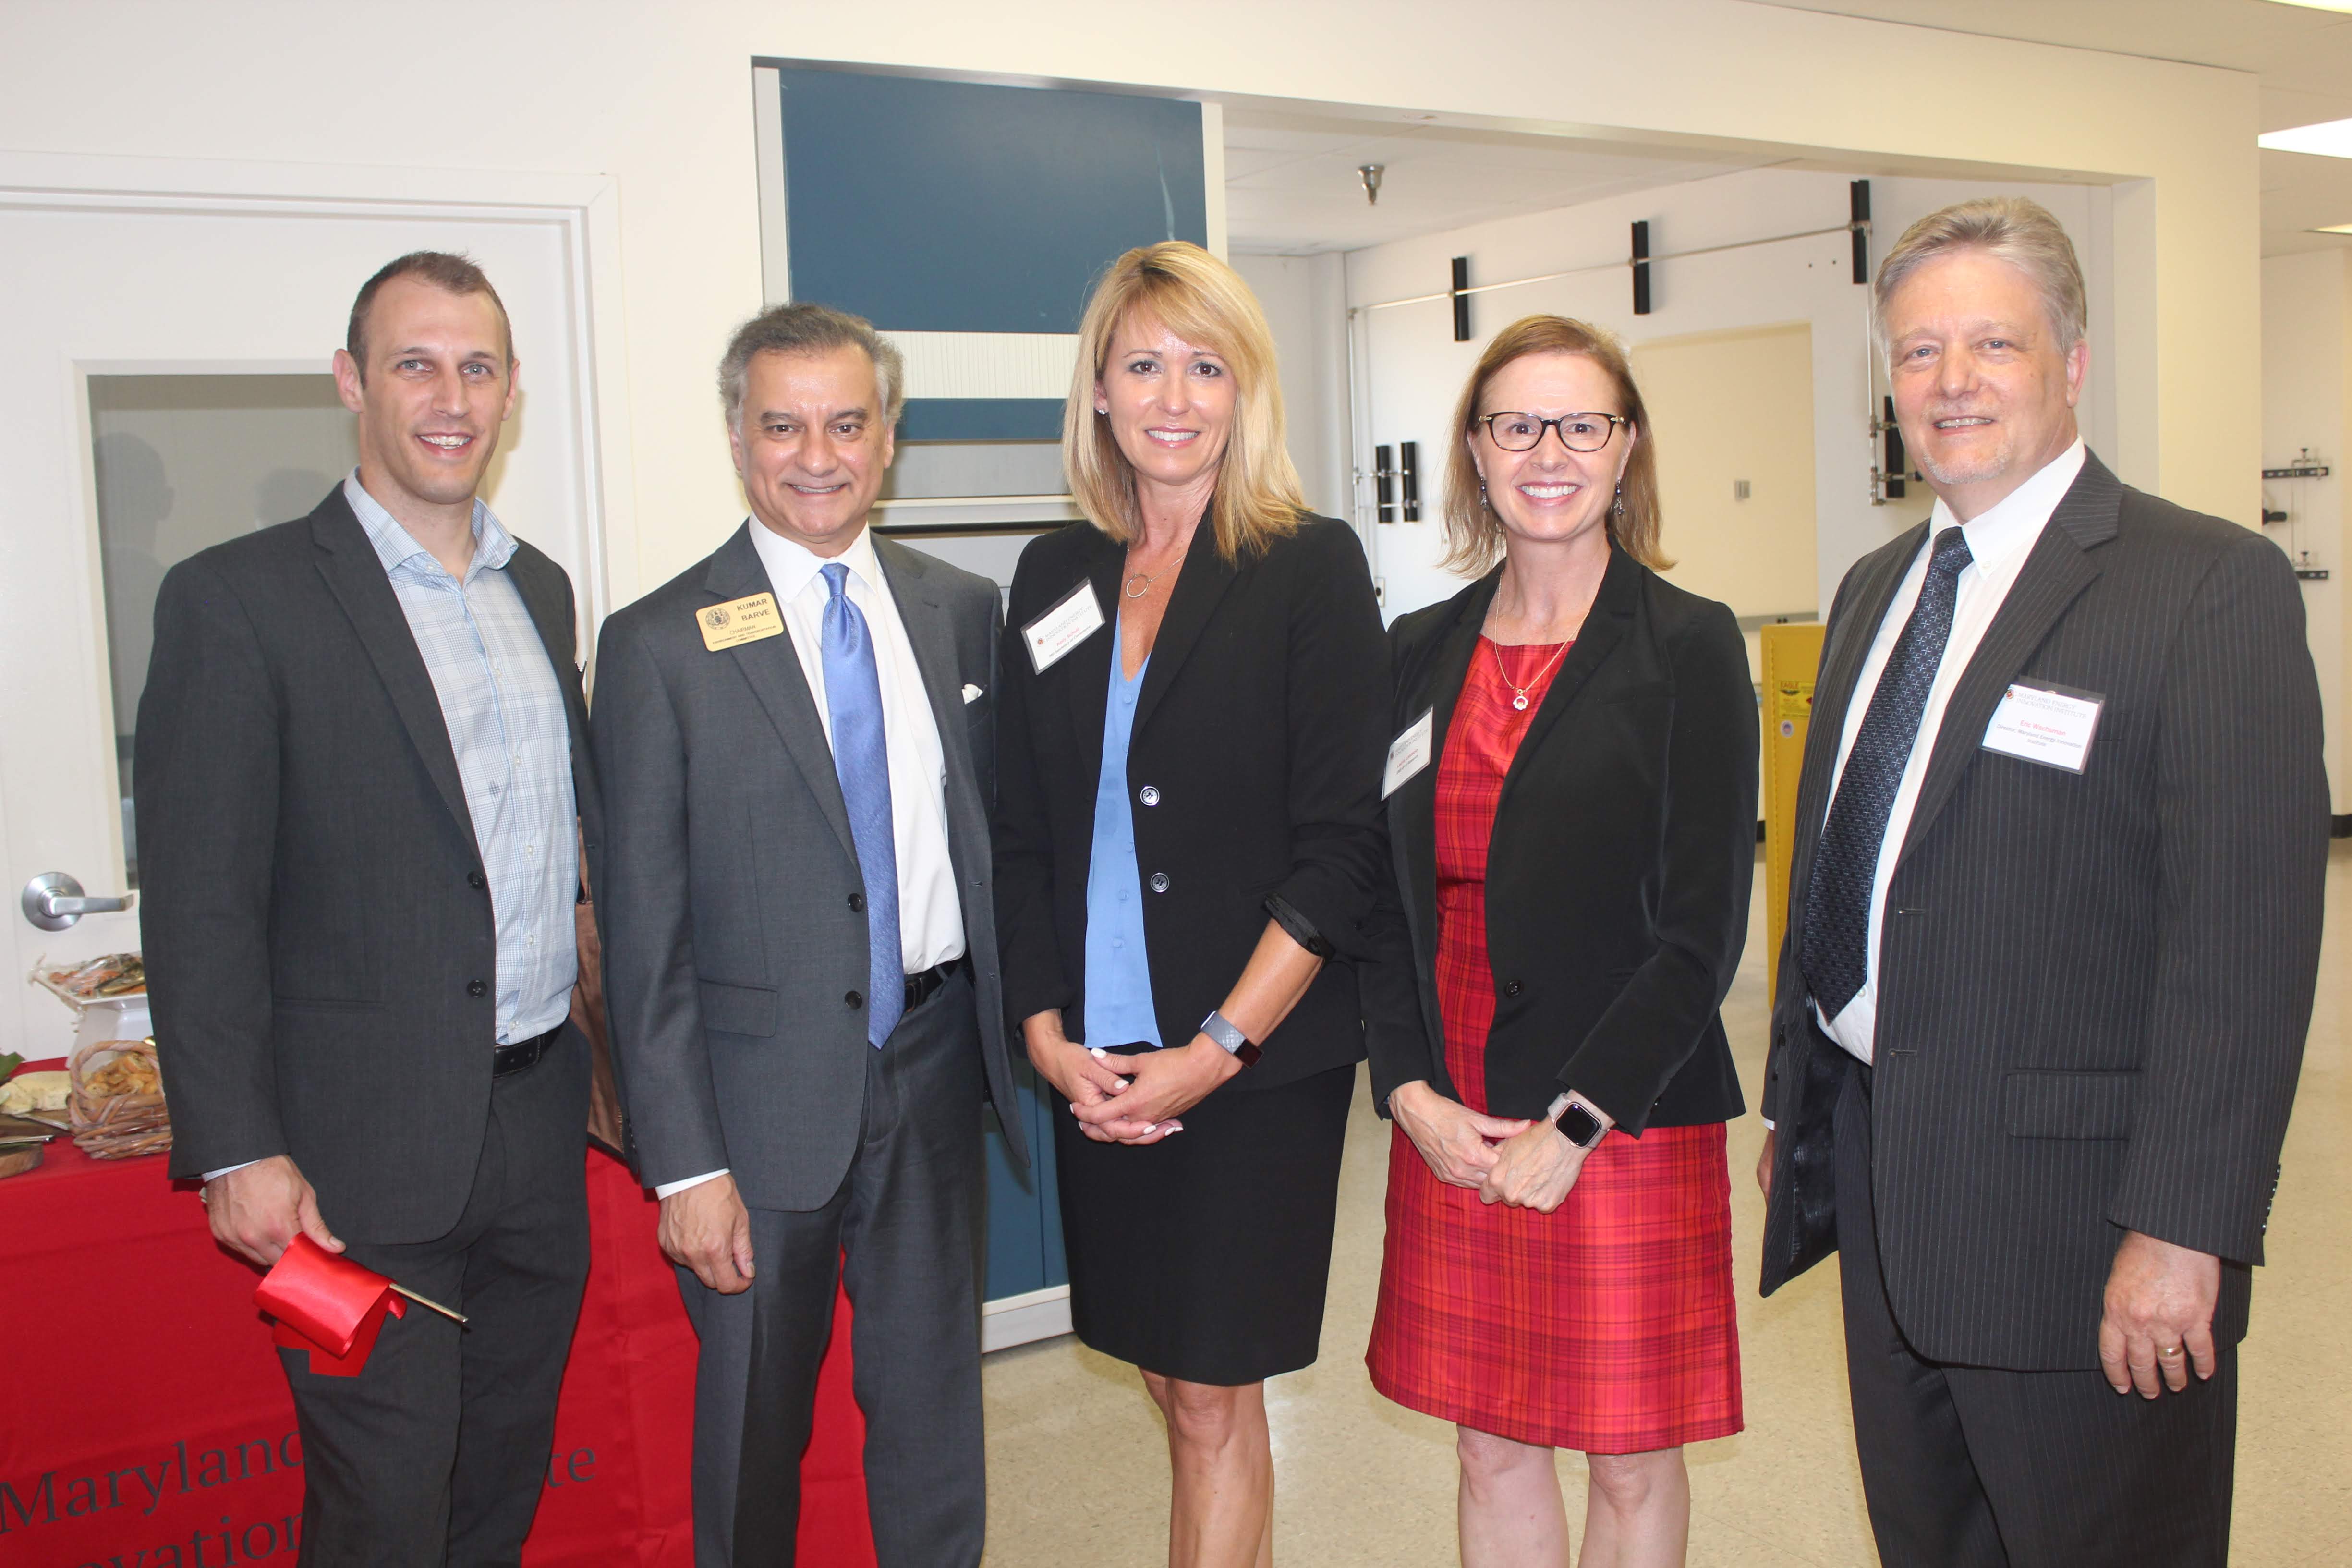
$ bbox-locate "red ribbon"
[255,1233,407,1377]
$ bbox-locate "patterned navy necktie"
[820,563,903,1047]
[1799,526,1974,1021]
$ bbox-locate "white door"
[0,155,620,1061]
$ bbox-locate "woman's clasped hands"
[1391,1079,1593,1213]
[1024,1011,1241,1145]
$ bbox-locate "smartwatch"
[1554,1097,1607,1151]
[1199,1010,1262,1068]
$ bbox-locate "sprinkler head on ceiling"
[1359,164,1384,206]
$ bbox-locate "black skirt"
[1054,1061,1357,1386]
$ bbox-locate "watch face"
[1558,1104,1605,1149]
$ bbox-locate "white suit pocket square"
[961,683,985,704]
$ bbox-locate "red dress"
[1364,638,1742,1454]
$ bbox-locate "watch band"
[1199,1010,1262,1068]
[1554,1097,1607,1150]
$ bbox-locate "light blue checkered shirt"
[345,474,580,1046]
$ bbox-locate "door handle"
[21,872,135,932]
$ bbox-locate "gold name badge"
[696,592,785,652]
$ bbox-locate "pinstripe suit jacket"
[1758,452,2327,1370]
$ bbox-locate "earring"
[1479,481,1490,512]
[1612,485,1625,517]
[1095,403,1108,416]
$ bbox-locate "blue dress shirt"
[1082,622,1162,1048]
[345,474,580,1046]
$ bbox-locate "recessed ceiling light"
[2262,117,2352,157]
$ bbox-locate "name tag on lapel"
[1021,580,1106,674]
[1982,681,2104,773]
[1382,708,1435,798]
[696,592,785,652]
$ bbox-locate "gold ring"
[2159,1345,2182,1356]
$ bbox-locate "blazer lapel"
[873,535,979,803]
[309,493,477,851]
[505,546,594,802]
[1392,573,1497,1022]
[1053,530,1125,814]
[1497,548,1636,814]
[704,523,858,867]
[1894,456,2120,868]
[1130,512,1238,741]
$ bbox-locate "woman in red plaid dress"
[1360,316,1756,1566]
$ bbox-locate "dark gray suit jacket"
[1758,452,2328,1370]
[139,487,602,1243]
[592,523,1025,1209]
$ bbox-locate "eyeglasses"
[1478,411,1629,453]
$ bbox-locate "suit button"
[1148,872,1170,893]
[1139,785,1160,806]
[466,979,487,998]
[848,892,865,912]
[845,990,864,1010]
[1503,979,1524,997]
[467,870,486,891]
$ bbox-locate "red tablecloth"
[0,1083,875,1567]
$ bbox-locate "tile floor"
[979,841,2352,1566]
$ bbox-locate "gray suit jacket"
[592,522,1025,1208]
[139,488,601,1242]
[1758,452,2328,1370]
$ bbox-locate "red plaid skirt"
[1365,639,1742,1454]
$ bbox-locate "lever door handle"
[21,872,135,932]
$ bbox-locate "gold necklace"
[1488,637,1572,712]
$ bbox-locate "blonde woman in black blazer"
[1360,316,1756,1568]
[994,243,1389,1567]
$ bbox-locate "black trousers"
[678,968,988,1568]
[1833,1053,2237,1568]
[286,1024,592,1568]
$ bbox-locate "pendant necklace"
[1123,558,1172,599]
[1490,636,1572,712]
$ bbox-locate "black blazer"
[1759,453,2328,1370]
[993,514,1390,1091]
[1360,549,1757,1131]
[138,488,603,1243]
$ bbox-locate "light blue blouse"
[1081,620,1163,1048]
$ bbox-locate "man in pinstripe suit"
[1757,198,2327,1566]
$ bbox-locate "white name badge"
[1021,579,1107,674]
[1982,681,2104,773]
[1383,708,1435,798]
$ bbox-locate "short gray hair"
[718,301,905,428]
[1874,196,2086,362]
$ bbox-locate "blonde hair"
[1874,196,2086,362]
[1440,315,1668,577]
[1064,242,1305,560]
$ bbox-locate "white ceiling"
[1754,0,2352,255]
[1222,111,1780,256]
[1217,2,2352,260]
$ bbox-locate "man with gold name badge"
[591,303,1023,1567]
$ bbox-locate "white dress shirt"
[658,520,964,1200]
[1813,440,2085,1066]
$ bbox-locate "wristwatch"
[1554,1096,1608,1151]
[1199,1010,1262,1068]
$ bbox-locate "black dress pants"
[284,1027,592,1568]
[677,968,988,1568]
[1833,1054,2237,1568]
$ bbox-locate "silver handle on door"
[21,872,136,932]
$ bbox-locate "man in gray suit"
[593,303,1024,1567]
[1758,199,2326,1565]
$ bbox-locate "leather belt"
[904,957,967,1015]
[493,1024,563,1079]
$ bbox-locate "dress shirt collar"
[746,515,884,605]
[344,471,513,580]
[1924,438,2085,573]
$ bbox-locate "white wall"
[1344,166,2116,621]
[0,0,2261,618]
[2262,250,2351,816]
[1232,253,1353,523]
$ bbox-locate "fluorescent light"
[2315,223,2352,234]
[2262,118,2352,157]
[2260,0,2352,12]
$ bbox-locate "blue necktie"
[1799,526,1974,1021]
[820,563,903,1047]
